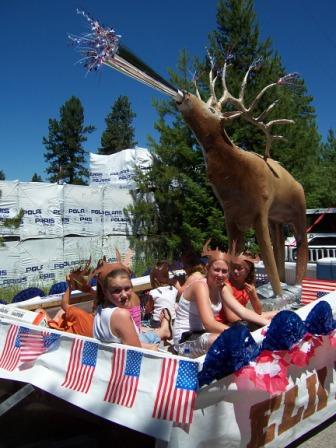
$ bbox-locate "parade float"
[0,10,335,448]
[0,283,335,447]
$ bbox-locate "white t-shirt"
[94,305,139,343]
[149,285,178,321]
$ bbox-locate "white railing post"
[285,244,336,263]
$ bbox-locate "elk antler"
[89,249,134,284]
[201,55,299,160]
[123,248,135,269]
[201,239,230,263]
[227,240,260,265]
[68,257,95,294]
[115,247,134,269]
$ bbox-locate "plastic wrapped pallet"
[0,180,20,236]
[102,235,131,261]
[18,182,63,240]
[63,236,103,271]
[89,147,152,188]
[0,240,23,287]
[19,237,64,284]
[63,184,103,236]
[102,186,133,235]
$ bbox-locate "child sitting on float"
[216,249,276,327]
[173,241,272,358]
[147,260,178,328]
[92,258,172,349]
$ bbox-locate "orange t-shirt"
[216,281,250,324]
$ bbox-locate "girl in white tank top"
[92,264,173,348]
[173,266,229,357]
[173,244,272,357]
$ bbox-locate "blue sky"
[1,0,336,182]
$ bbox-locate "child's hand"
[244,283,256,296]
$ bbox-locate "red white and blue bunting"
[198,300,336,394]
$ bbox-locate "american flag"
[62,339,98,393]
[104,348,142,408]
[316,291,330,299]
[152,358,198,425]
[301,278,336,304]
[20,329,60,364]
[0,324,21,371]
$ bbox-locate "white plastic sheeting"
[0,240,22,287]
[0,236,132,288]
[63,236,103,270]
[102,186,132,235]
[18,182,63,240]
[89,147,152,188]
[0,181,20,236]
[102,235,131,261]
[63,184,103,236]
[19,238,64,284]
[0,182,134,239]
[0,148,147,287]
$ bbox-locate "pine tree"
[204,0,321,206]
[314,129,336,206]
[43,96,95,184]
[98,96,137,155]
[321,129,336,165]
[0,170,5,180]
[31,173,42,182]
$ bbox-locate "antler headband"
[228,241,260,265]
[89,248,134,283]
[201,239,230,264]
[67,257,95,295]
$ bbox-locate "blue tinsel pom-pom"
[261,310,306,352]
[198,324,260,387]
[305,300,336,335]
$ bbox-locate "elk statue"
[70,11,308,296]
[175,60,308,296]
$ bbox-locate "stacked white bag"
[0,148,153,288]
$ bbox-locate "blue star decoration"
[82,341,98,367]
[176,360,198,391]
[316,291,329,299]
[125,350,143,377]
[43,333,61,350]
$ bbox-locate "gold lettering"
[278,385,304,434]
[247,395,282,448]
[303,373,317,419]
[316,367,328,411]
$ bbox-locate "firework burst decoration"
[69,9,178,97]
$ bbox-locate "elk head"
[175,56,299,160]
